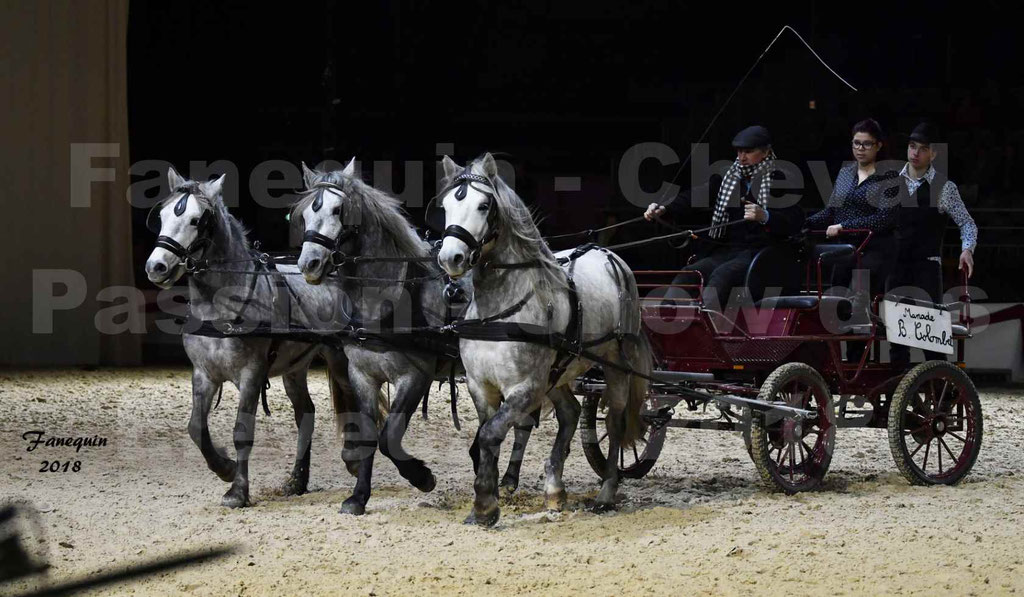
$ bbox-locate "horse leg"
[594,371,628,512]
[281,369,314,496]
[339,369,381,516]
[221,367,267,508]
[467,378,500,477]
[467,384,541,527]
[377,371,436,493]
[544,387,581,512]
[323,348,361,477]
[499,407,540,497]
[187,369,236,483]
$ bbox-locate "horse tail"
[375,387,389,428]
[621,331,652,447]
[614,255,650,447]
[324,350,355,437]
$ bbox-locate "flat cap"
[731,125,772,149]
[909,122,941,145]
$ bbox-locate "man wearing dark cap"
[889,122,978,365]
[645,125,805,307]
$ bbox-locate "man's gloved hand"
[644,203,666,221]
[743,200,767,223]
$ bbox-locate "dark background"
[127,1,1024,305]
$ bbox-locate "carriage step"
[651,370,716,382]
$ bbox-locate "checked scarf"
[709,149,776,238]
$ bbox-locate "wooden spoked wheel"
[580,391,667,480]
[888,361,982,485]
[749,363,836,494]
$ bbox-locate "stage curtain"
[0,0,140,365]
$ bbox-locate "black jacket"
[665,170,804,252]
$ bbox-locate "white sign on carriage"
[882,300,955,355]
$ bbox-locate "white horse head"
[295,157,357,284]
[145,167,225,288]
[434,153,501,278]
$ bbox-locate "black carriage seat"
[743,242,857,304]
[744,243,803,303]
[746,242,854,327]
[754,294,853,320]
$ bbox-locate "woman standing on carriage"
[805,118,901,361]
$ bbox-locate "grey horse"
[295,159,539,515]
[434,154,652,526]
[145,167,360,508]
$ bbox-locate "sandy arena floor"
[1,368,1022,596]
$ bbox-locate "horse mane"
[443,155,567,297]
[291,169,429,262]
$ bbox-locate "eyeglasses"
[852,140,877,149]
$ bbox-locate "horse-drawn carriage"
[577,230,983,494]
[146,155,984,527]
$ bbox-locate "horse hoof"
[591,501,616,513]
[498,476,519,497]
[544,490,567,512]
[414,472,437,493]
[464,505,500,527]
[220,488,249,509]
[215,461,237,483]
[340,498,366,516]
[281,476,308,497]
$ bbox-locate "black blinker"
[174,192,190,216]
[145,204,162,233]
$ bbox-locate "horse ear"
[167,165,186,191]
[202,173,227,199]
[301,162,320,188]
[441,155,460,180]
[342,156,357,177]
[480,153,498,178]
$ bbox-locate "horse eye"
[190,218,199,226]
[477,203,489,212]
[332,207,341,216]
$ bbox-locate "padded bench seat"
[754,295,853,320]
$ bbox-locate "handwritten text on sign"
[882,300,954,355]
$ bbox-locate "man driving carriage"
[643,125,805,308]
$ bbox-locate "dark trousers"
[888,258,945,364]
[832,235,896,361]
[831,235,896,318]
[666,247,756,309]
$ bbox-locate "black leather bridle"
[300,182,361,270]
[148,186,215,268]
[428,168,499,267]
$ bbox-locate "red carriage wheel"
[887,361,983,485]
[749,363,836,494]
[580,391,667,480]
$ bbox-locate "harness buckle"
[330,251,347,267]
[184,257,206,274]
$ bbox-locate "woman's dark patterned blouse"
[806,164,900,233]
